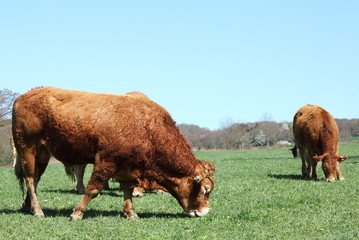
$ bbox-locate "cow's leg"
[22,145,50,217]
[336,163,345,181]
[123,187,139,219]
[302,156,308,178]
[297,146,308,178]
[310,159,318,181]
[73,164,87,194]
[307,149,317,181]
[70,157,116,221]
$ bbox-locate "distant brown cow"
[293,104,347,182]
[12,87,215,220]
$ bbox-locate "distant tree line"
[178,118,359,150]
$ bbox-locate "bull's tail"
[14,152,25,197]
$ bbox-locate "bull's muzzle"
[187,208,210,217]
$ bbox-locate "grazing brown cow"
[12,87,215,220]
[293,104,347,182]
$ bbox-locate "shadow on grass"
[267,174,304,181]
[42,189,123,197]
[0,207,187,219]
[137,212,188,219]
[345,156,359,164]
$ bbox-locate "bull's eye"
[203,185,211,194]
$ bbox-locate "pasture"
[1,142,359,239]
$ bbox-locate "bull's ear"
[338,156,348,162]
[313,155,323,162]
[201,161,216,177]
[194,161,216,183]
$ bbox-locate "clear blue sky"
[1,1,358,130]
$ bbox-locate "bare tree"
[0,89,18,125]
[0,89,18,165]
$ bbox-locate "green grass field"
[1,143,359,239]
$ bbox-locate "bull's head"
[313,154,348,182]
[172,161,215,217]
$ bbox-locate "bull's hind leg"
[22,145,50,217]
[70,155,116,221]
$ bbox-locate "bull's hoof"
[70,214,83,221]
[34,212,45,218]
[77,189,86,195]
[125,213,139,220]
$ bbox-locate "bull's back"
[13,89,138,157]
[12,87,178,165]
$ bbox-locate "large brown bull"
[12,87,215,220]
[293,104,347,182]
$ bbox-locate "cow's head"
[171,161,215,217]
[313,154,348,182]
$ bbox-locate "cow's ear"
[313,156,323,162]
[338,156,348,162]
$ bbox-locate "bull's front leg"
[70,156,116,220]
[123,187,139,220]
[70,186,100,221]
[70,176,113,220]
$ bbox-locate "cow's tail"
[14,152,25,197]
